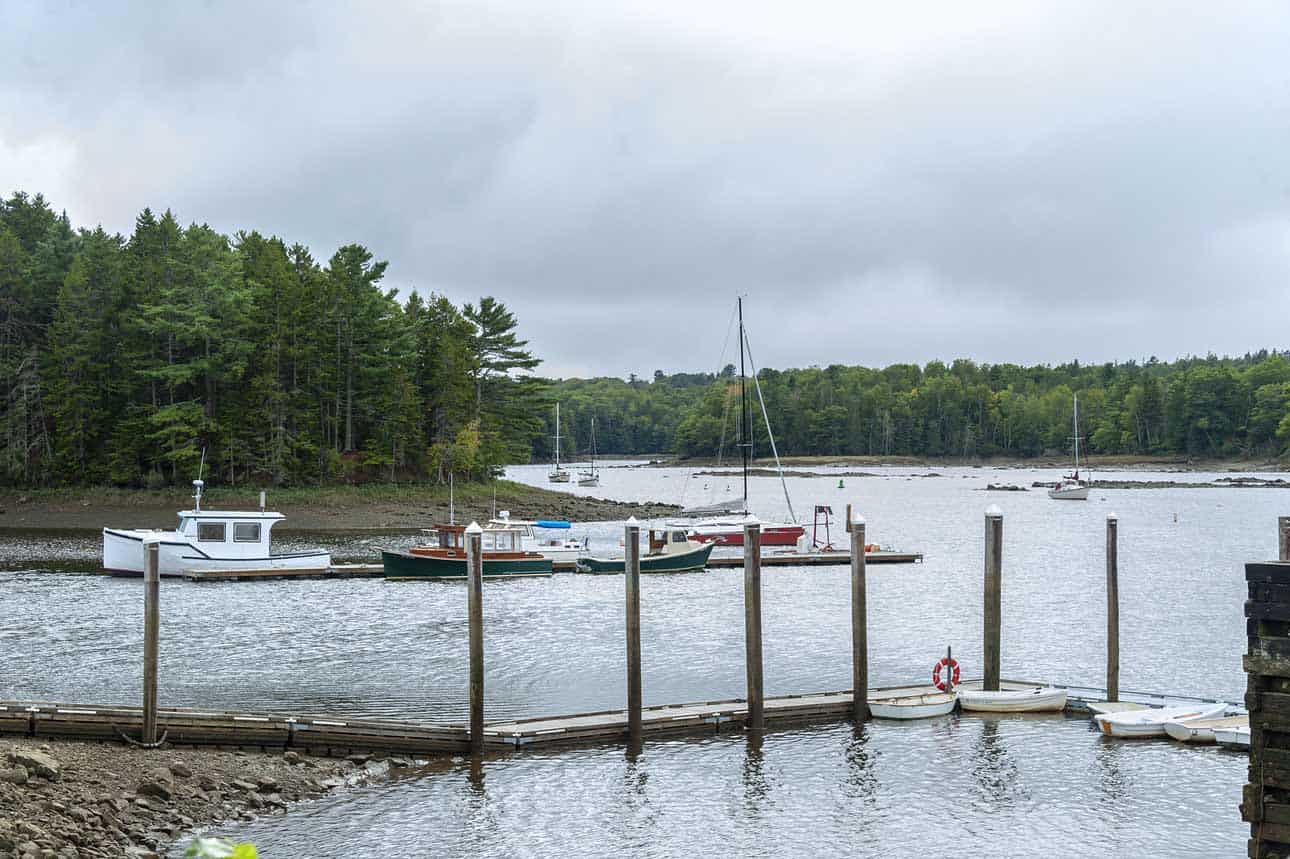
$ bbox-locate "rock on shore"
[0,737,411,858]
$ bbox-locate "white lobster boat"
[102,480,330,577]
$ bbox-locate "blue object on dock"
[536,520,571,529]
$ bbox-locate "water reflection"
[741,731,771,813]
[970,718,1027,807]
[844,723,879,805]
[1096,734,1128,803]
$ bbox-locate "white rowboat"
[1163,714,1248,744]
[868,692,956,720]
[958,687,1068,713]
[1094,703,1226,738]
[1214,724,1251,749]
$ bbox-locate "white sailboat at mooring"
[548,402,570,483]
[1048,393,1090,500]
[578,416,600,487]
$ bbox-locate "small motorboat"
[1094,703,1227,738]
[576,527,715,574]
[868,692,957,720]
[1214,723,1251,749]
[1164,714,1248,744]
[958,687,1068,713]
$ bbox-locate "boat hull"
[868,693,957,720]
[382,550,553,579]
[1163,714,1249,744]
[958,688,1068,713]
[686,525,806,547]
[1047,484,1089,500]
[1094,703,1226,738]
[576,542,715,574]
[103,528,330,577]
[1214,725,1251,749]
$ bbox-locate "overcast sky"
[2,1,1287,378]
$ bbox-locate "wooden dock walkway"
[2,680,1223,755]
[173,551,921,581]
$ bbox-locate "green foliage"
[544,352,1290,461]
[0,191,541,487]
[185,837,257,859]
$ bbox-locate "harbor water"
[2,463,1280,856]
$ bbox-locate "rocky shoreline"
[0,736,409,858]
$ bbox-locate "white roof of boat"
[179,510,285,519]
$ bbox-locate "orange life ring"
[932,657,961,691]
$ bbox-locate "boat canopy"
[535,520,570,529]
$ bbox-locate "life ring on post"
[932,657,961,691]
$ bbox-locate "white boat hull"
[1048,484,1089,500]
[103,528,330,577]
[958,687,1068,713]
[868,693,956,720]
[1214,725,1251,749]
[1163,714,1249,744]
[1094,703,1226,738]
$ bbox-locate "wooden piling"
[983,506,1003,692]
[1280,516,1290,562]
[850,514,868,722]
[625,517,642,742]
[465,522,484,755]
[142,540,159,745]
[1106,513,1120,702]
[744,518,764,732]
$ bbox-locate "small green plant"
[184,837,258,859]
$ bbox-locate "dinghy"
[1163,713,1248,744]
[1214,723,1251,750]
[958,687,1068,713]
[1086,701,1148,717]
[1094,703,1226,738]
[868,692,956,720]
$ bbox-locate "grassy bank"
[0,480,680,531]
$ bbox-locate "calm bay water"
[2,463,1282,856]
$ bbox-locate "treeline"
[0,191,543,487]
[542,355,1290,462]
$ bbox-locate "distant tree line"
[541,355,1290,463]
[0,191,542,487]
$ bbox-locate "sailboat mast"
[739,297,750,513]
[1073,395,1080,473]
[554,403,561,470]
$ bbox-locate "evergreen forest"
[2,191,1287,489]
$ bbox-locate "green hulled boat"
[382,523,553,580]
[575,528,715,574]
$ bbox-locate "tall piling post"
[465,521,484,754]
[625,517,642,742]
[983,505,1003,692]
[142,539,160,746]
[1280,516,1290,562]
[1106,512,1120,702]
[850,513,868,722]
[744,517,764,732]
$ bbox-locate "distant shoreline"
[649,454,1289,472]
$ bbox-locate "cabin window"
[233,522,261,543]
[197,522,226,542]
[672,532,687,543]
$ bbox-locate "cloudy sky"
[2,1,1287,378]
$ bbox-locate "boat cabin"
[173,509,285,558]
[427,523,526,555]
[647,528,694,555]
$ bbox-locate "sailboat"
[578,416,600,487]
[548,402,570,483]
[672,298,805,548]
[1048,393,1089,500]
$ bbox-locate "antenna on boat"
[193,448,207,513]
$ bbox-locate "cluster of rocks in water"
[0,737,414,858]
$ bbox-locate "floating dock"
[169,551,920,581]
[0,681,1230,755]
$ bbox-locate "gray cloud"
[2,0,1287,377]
